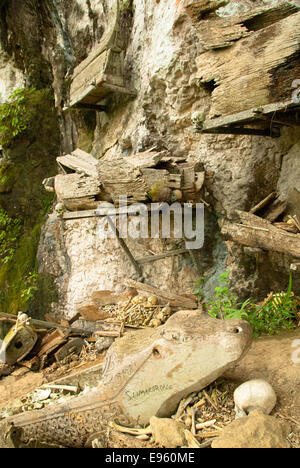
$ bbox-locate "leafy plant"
[0,88,54,147]
[247,274,298,337]
[21,271,38,303]
[0,208,22,265]
[194,277,205,301]
[195,270,299,337]
[206,270,250,320]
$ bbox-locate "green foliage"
[0,88,54,147]
[204,270,250,320]
[0,162,15,192]
[195,271,298,337]
[21,271,38,303]
[247,274,298,337]
[194,277,205,301]
[0,208,22,265]
[0,214,44,314]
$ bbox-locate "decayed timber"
[250,192,277,214]
[0,312,92,337]
[54,171,102,211]
[62,204,168,220]
[125,150,166,169]
[196,11,300,117]
[125,279,198,309]
[238,1,300,30]
[136,248,189,264]
[221,211,300,258]
[63,209,98,220]
[183,0,228,19]
[55,174,101,200]
[98,153,204,204]
[195,100,300,137]
[57,149,98,177]
[68,0,135,108]
[264,200,288,223]
[54,148,205,208]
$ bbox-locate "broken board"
[221,210,300,258]
[191,4,300,137]
[57,149,98,177]
[195,100,300,137]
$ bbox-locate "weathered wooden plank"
[238,2,300,31]
[125,150,166,169]
[62,204,167,220]
[72,149,98,166]
[62,198,101,211]
[221,211,300,258]
[125,279,198,309]
[63,210,97,220]
[57,155,98,177]
[184,0,228,19]
[196,12,300,117]
[273,222,299,234]
[54,173,101,200]
[264,200,288,223]
[68,0,136,108]
[196,100,297,132]
[106,215,144,280]
[136,249,189,264]
[69,0,122,107]
[0,312,93,337]
[250,192,277,214]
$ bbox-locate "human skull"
[18,312,29,323]
[42,177,55,192]
[191,111,205,128]
[55,203,65,217]
[234,379,277,419]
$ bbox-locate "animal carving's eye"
[230,326,243,334]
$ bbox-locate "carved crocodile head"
[101,309,252,424]
[0,309,252,447]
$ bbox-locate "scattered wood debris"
[221,196,300,258]
[108,379,239,448]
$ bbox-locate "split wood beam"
[125,279,198,309]
[221,211,300,258]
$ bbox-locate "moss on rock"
[0,162,16,193]
[0,87,60,317]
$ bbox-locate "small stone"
[95,336,114,353]
[150,416,186,448]
[212,409,291,449]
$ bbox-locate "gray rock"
[95,336,115,353]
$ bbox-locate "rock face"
[212,409,291,449]
[0,0,299,317]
